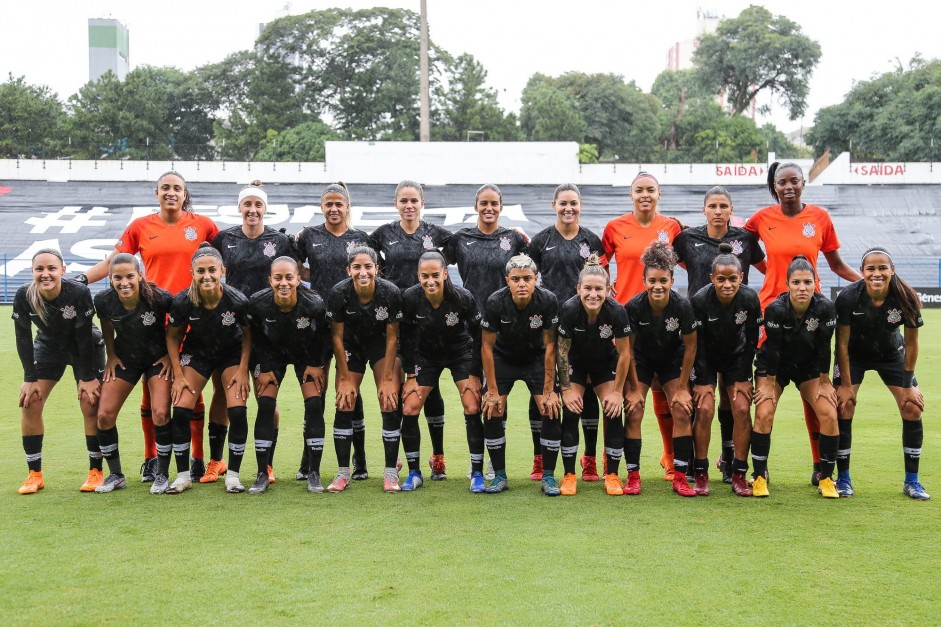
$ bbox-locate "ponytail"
[578,253,609,286]
[862,247,921,325]
[109,252,155,307]
[27,248,65,325]
[786,254,815,280]
[766,161,804,203]
[711,242,742,274]
[418,251,459,305]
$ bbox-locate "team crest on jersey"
[263,241,277,258]
[885,309,902,324]
[254,364,261,378]
[184,226,198,241]
[221,311,236,326]
[833,364,840,379]
[664,317,679,332]
[499,236,511,251]
[657,230,669,243]
[141,311,156,326]
[689,368,697,382]
[61,305,76,320]
[730,240,744,255]
[296,316,310,329]
[414,365,421,376]
[805,317,819,331]
[344,350,351,363]
[735,310,748,325]
[375,306,389,321]
[346,240,365,254]
[599,324,613,339]
[802,223,816,238]
[579,242,590,259]
[180,354,192,367]
[529,314,543,329]
[422,234,434,250]
[445,311,460,326]
[11,311,17,319]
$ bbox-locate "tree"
[254,121,342,161]
[694,5,821,120]
[519,77,584,142]
[0,74,65,158]
[434,53,520,141]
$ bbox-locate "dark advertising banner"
[831,286,941,308]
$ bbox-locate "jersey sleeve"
[245,299,276,373]
[325,283,346,324]
[386,284,403,326]
[293,229,309,265]
[673,231,688,264]
[72,286,98,381]
[818,299,837,375]
[601,223,616,259]
[612,303,632,338]
[93,291,109,323]
[542,292,559,330]
[115,220,141,254]
[743,211,761,236]
[479,293,500,332]
[679,297,697,335]
[12,289,36,382]
[586,230,608,266]
[201,215,221,243]
[432,225,452,249]
[744,292,763,358]
[761,304,785,377]
[167,294,189,328]
[818,211,840,254]
[525,230,546,269]
[556,300,575,338]
[745,231,766,264]
[834,286,855,326]
[513,230,528,255]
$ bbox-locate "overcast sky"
[4,1,941,133]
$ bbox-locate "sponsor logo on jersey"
[221,311,236,326]
[529,314,543,329]
[579,242,591,259]
[297,316,310,329]
[887,308,902,324]
[141,311,156,326]
[657,230,669,243]
[184,226,198,241]
[11,311,18,319]
[422,235,434,250]
[735,310,748,325]
[180,354,192,367]
[375,306,389,321]
[664,317,679,332]
[764,320,779,329]
[730,240,744,255]
[61,305,76,320]
[802,223,816,238]
[599,323,613,339]
[445,311,460,326]
[499,236,511,252]
[263,241,277,258]
[805,317,819,331]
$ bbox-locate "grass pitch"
[0,309,937,624]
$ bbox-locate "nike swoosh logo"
[189,316,200,321]
[546,246,557,251]
[852,311,865,316]
[29,313,39,317]
[345,310,357,315]
[265,318,276,322]
[148,235,159,240]
[388,241,399,245]
[465,241,477,246]
[768,226,777,231]
[622,236,632,240]
[227,244,237,248]
[708,317,719,321]
[638,321,650,325]
[415,315,426,319]
[311,243,324,247]
[574,327,586,331]
[783,325,793,329]
[500,319,512,324]
[695,243,705,247]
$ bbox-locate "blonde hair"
[28,248,65,325]
[188,245,224,306]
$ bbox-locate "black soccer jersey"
[526,225,605,303]
[212,226,294,298]
[444,226,528,309]
[762,292,836,377]
[13,279,98,381]
[168,286,249,361]
[399,284,481,371]
[673,226,765,296]
[245,288,330,371]
[480,286,559,366]
[835,280,924,363]
[625,290,697,363]
[690,284,762,370]
[326,277,402,348]
[94,285,172,367]
[368,220,452,290]
[557,295,632,365]
[294,224,370,297]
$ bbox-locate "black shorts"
[833,358,917,388]
[179,351,243,379]
[487,354,545,397]
[569,356,618,388]
[344,338,389,375]
[692,354,753,387]
[253,359,320,386]
[415,349,480,387]
[113,360,165,385]
[754,352,818,389]
[32,332,105,383]
[634,354,683,387]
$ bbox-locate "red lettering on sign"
[715,165,766,177]
[852,164,905,176]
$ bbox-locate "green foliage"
[254,121,342,161]
[578,143,599,164]
[807,57,941,161]
[694,5,821,120]
[0,74,64,158]
[434,53,521,141]
[519,77,585,142]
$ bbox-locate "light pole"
[419,0,430,142]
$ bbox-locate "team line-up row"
[12,164,928,501]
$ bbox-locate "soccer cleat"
[165,475,192,494]
[580,455,600,482]
[190,457,206,482]
[485,459,496,481]
[150,474,169,494]
[199,459,227,483]
[731,472,753,497]
[429,454,447,481]
[717,458,733,484]
[604,473,624,495]
[693,471,710,496]
[623,471,642,495]
[660,452,675,481]
[383,472,401,493]
[903,481,931,501]
[469,471,486,494]
[486,473,509,493]
[18,470,44,495]
[673,472,697,497]
[306,472,324,494]
[396,458,403,472]
[541,475,561,496]
[401,470,424,491]
[810,466,821,487]
[818,477,839,499]
[529,455,544,481]
[225,472,245,494]
[96,473,127,493]
[248,472,269,495]
[80,468,104,492]
[267,465,276,484]
[351,465,369,481]
[327,474,350,493]
[560,473,578,496]
[140,457,158,483]
[835,476,854,498]
[752,475,770,498]
[295,465,309,481]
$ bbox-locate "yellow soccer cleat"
[752,475,770,498]
[818,477,840,499]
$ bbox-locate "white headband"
[238,186,267,206]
